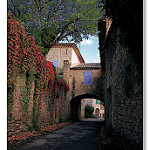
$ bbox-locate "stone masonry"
[8,75,70,136]
[98,17,143,146]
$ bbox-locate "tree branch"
[58,17,79,37]
[41,16,80,49]
[56,0,64,12]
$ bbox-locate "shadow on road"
[16,118,105,150]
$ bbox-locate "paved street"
[16,119,104,150]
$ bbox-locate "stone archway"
[70,94,104,121]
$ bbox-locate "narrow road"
[17,119,104,150]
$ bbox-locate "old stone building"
[98,16,143,148]
[80,98,105,119]
[46,43,85,74]
[46,43,102,120]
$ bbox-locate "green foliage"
[92,71,105,101]
[103,113,105,118]
[85,104,94,118]
[26,73,33,104]
[7,82,15,121]
[21,73,34,113]
[32,98,41,132]
[28,125,34,132]
[8,0,104,55]
[91,114,97,118]
[32,77,41,132]
[59,118,63,124]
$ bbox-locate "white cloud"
[80,39,93,45]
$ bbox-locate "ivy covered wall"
[7,14,70,136]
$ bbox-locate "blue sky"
[60,35,100,63]
[77,36,100,63]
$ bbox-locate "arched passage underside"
[70,94,104,121]
[71,93,104,104]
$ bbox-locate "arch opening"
[70,94,105,121]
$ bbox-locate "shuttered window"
[84,71,92,84]
[53,60,58,67]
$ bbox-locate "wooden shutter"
[53,60,58,67]
[84,71,92,84]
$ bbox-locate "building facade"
[80,98,105,119]
[46,43,103,120]
[46,43,102,99]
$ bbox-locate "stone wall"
[104,26,143,144]
[46,47,73,70]
[46,47,81,74]
[67,67,102,120]
[7,75,70,136]
[69,69,101,100]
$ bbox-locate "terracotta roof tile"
[70,63,101,70]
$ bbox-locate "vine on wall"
[7,14,69,127]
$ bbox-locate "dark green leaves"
[8,0,104,55]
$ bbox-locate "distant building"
[46,43,85,74]
[80,98,105,119]
[46,43,103,120]
[46,43,102,97]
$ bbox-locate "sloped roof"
[52,43,85,63]
[70,63,101,70]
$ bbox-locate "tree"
[7,0,104,55]
[91,70,105,102]
[85,104,94,118]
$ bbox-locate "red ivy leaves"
[8,122,71,149]
[7,13,69,104]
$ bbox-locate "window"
[84,71,92,84]
[53,60,58,67]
